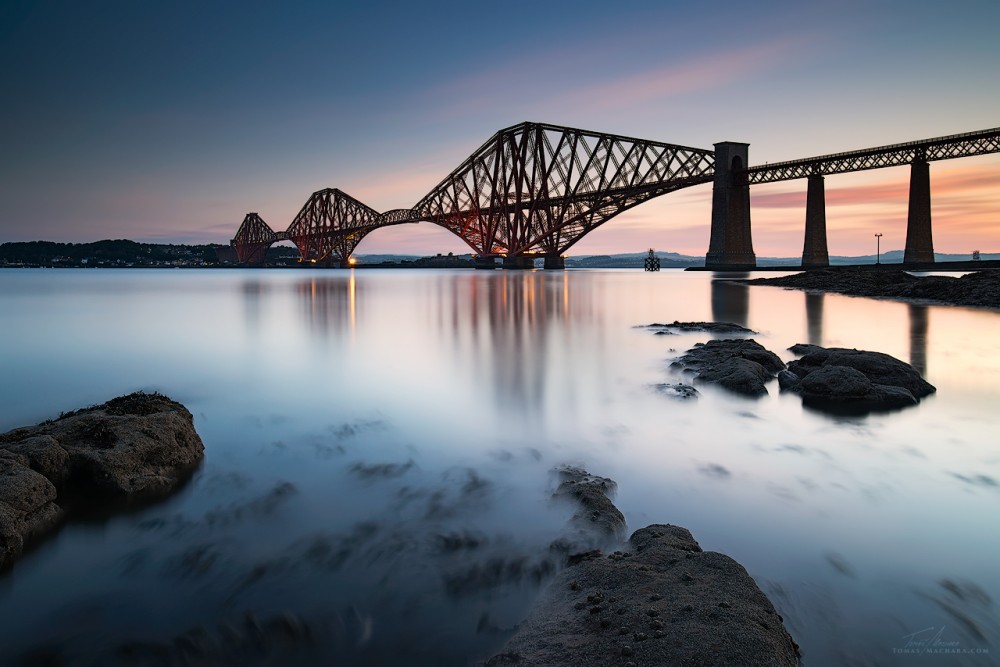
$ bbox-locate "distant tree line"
[0,240,227,265]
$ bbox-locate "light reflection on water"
[1,268,999,665]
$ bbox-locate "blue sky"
[2,0,998,256]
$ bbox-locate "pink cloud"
[417,37,808,124]
[561,39,807,112]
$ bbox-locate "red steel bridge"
[231,122,1000,269]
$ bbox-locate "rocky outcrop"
[650,383,699,400]
[552,467,627,548]
[745,269,1000,310]
[490,477,799,667]
[779,344,936,414]
[0,392,204,569]
[637,321,756,335]
[671,339,785,396]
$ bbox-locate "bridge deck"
[745,127,1000,184]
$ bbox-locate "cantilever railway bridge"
[230,122,1000,269]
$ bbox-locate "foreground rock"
[490,469,799,667]
[552,467,627,548]
[780,344,936,414]
[671,339,785,396]
[0,392,204,569]
[745,269,1000,309]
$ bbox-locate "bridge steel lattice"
[411,122,715,266]
[230,123,999,269]
[744,127,1000,184]
[232,191,420,267]
[288,188,386,266]
[232,213,279,264]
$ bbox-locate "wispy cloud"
[556,38,807,112]
[416,37,809,125]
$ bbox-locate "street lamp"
[875,233,883,265]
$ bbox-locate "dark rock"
[489,524,798,666]
[744,269,1000,310]
[799,365,873,397]
[675,338,784,373]
[781,344,935,414]
[672,339,785,396]
[650,383,698,400]
[787,345,935,398]
[0,457,63,568]
[637,321,756,334]
[696,358,773,396]
[776,369,800,390]
[0,392,204,569]
[553,467,626,546]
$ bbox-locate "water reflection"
[295,275,358,338]
[909,304,928,376]
[3,269,999,666]
[433,272,599,424]
[241,280,265,334]
[710,276,749,327]
[805,292,824,347]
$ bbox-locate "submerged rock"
[552,467,627,546]
[0,392,204,569]
[0,455,62,569]
[780,344,936,414]
[672,339,785,396]
[488,524,799,666]
[637,321,756,335]
[650,383,699,400]
[490,468,799,666]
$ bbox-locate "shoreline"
[738,268,1000,310]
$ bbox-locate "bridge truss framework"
[230,124,1000,268]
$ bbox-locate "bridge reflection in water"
[295,275,359,340]
[269,271,933,426]
[805,292,824,347]
[909,303,929,377]
[708,276,930,376]
[710,276,750,328]
[283,270,603,425]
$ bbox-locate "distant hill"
[565,253,703,268]
[563,249,999,268]
[355,254,423,264]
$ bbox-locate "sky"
[1,0,998,258]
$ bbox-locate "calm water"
[1,268,998,666]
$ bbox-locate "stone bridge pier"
[802,174,830,268]
[904,156,934,264]
[705,142,756,269]
[707,144,939,270]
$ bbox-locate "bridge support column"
[801,174,830,268]
[502,255,535,270]
[904,157,934,264]
[543,255,565,270]
[474,256,498,270]
[706,142,756,269]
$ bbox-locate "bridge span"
[230,123,999,269]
